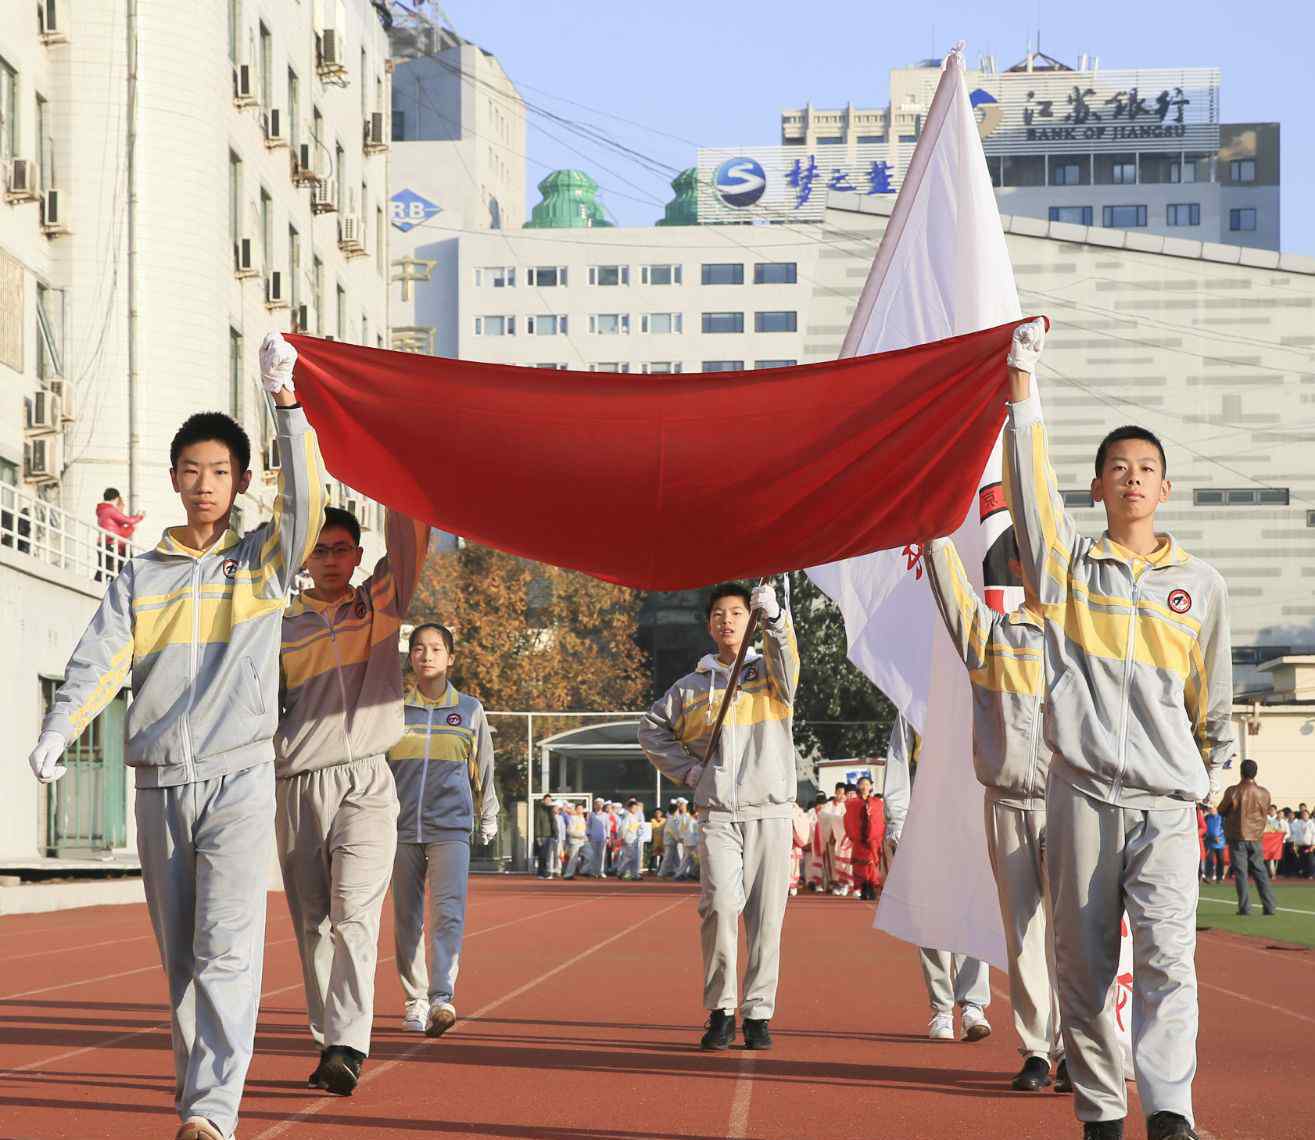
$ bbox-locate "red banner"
[1263,831,1284,862]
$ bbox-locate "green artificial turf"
[1196,880,1315,948]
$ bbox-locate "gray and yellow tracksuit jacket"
[41,406,326,788]
[275,510,429,779]
[387,683,498,844]
[638,612,800,822]
[1005,395,1236,808]
[924,537,1051,810]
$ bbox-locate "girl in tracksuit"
[387,623,499,1039]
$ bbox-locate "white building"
[0,0,392,863]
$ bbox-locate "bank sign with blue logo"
[390,188,442,233]
[697,145,903,223]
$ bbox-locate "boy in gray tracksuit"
[275,505,429,1095]
[26,333,323,1140]
[387,623,499,1038]
[638,580,799,1052]
[923,537,1065,1090]
[1004,320,1234,1140]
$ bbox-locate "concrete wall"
[1232,709,1315,809]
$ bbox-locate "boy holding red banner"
[1005,320,1235,1140]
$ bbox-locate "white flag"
[806,44,1019,967]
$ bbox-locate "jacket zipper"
[316,606,356,766]
[1028,690,1044,799]
[1111,576,1143,802]
[415,704,435,844]
[181,558,202,780]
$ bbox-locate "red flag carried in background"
[289,322,1031,590]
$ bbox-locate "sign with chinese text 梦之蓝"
[957,67,1220,155]
[696,144,906,223]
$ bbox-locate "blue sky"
[431,0,1310,255]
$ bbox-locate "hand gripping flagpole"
[702,577,769,765]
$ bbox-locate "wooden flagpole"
[702,578,769,765]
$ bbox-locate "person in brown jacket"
[1217,760,1277,917]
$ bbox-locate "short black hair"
[835,782,847,793]
[1094,425,1167,478]
[1240,759,1258,780]
[170,412,252,473]
[103,487,121,501]
[409,622,454,654]
[320,506,361,546]
[845,782,858,793]
[706,581,752,619]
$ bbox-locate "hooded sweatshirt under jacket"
[275,510,429,778]
[923,537,1051,809]
[638,610,800,822]
[42,406,325,787]
[1005,394,1236,808]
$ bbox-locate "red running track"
[0,877,1310,1140]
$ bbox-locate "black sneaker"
[700,1010,736,1051]
[1054,1057,1073,1093]
[1147,1112,1199,1140]
[318,1045,365,1097]
[1010,1056,1052,1091]
[1082,1121,1124,1140]
[742,1018,773,1050]
[307,1049,328,1089]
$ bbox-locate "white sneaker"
[961,1004,992,1042]
[426,1001,457,1038]
[402,1000,429,1032]
[928,1012,955,1041]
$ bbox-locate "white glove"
[1207,767,1224,810]
[479,819,498,846]
[750,582,781,621]
[29,731,68,784]
[259,330,297,395]
[1007,318,1046,374]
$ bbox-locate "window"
[1112,162,1136,185]
[287,68,300,152]
[816,136,844,145]
[1051,162,1082,186]
[361,312,368,347]
[643,362,682,374]
[259,188,272,271]
[642,263,682,285]
[535,362,568,370]
[1193,487,1288,506]
[391,109,406,141]
[1230,159,1256,183]
[1102,205,1147,228]
[35,92,48,186]
[702,312,744,334]
[474,315,515,336]
[1061,489,1095,508]
[475,266,516,287]
[1048,206,1093,226]
[311,255,324,334]
[592,362,630,373]
[589,313,630,335]
[334,141,345,209]
[589,265,629,286]
[1307,510,1315,528]
[528,265,567,287]
[228,150,242,254]
[336,284,346,340]
[702,360,744,373]
[898,133,918,143]
[289,225,302,314]
[1166,203,1200,227]
[702,262,744,286]
[754,311,797,333]
[376,206,385,275]
[1230,208,1258,232]
[754,262,797,285]
[1001,155,1045,187]
[227,0,241,64]
[1095,153,1137,185]
[754,359,796,369]
[526,314,567,336]
[856,134,886,144]
[641,312,682,335]
[258,22,272,108]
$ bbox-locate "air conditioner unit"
[6,158,40,202]
[47,377,74,422]
[292,303,310,333]
[24,435,61,483]
[364,111,387,152]
[263,107,286,146]
[338,214,363,251]
[38,0,68,44]
[235,236,257,276]
[265,270,287,307]
[310,181,337,215]
[41,186,67,234]
[293,142,321,184]
[234,63,256,106]
[25,389,61,433]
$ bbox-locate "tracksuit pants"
[275,755,398,1055]
[393,837,471,1007]
[984,798,1063,1061]
[563,837,588,877]
[1229,840,1277,915]
[659,835,684,877]
[699,816,791,1020]
[1047,778,1199,1126]
[918,949,992,1013]
[587,837,607,876]
[546,837,562,876]
[135,762,274,1139]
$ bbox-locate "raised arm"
[753,581,800,707]
[370,509,431,617]
[923,537,999,672]
[638,685,703,789]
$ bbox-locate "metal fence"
[0,481,136,582]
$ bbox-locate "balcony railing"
[1,481,139,584]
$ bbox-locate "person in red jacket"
[95,486,144,580]
[844,775,885,901]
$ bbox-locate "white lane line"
[1199,979,1315,1025]
[249,895,690,1140]
[726,1054,756,1140]
[1,1022,170,1075]
[1198,896,1315,918]
[0,933,155,965]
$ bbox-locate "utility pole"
[126,0,141,507]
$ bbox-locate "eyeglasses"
[311,543,356,559]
